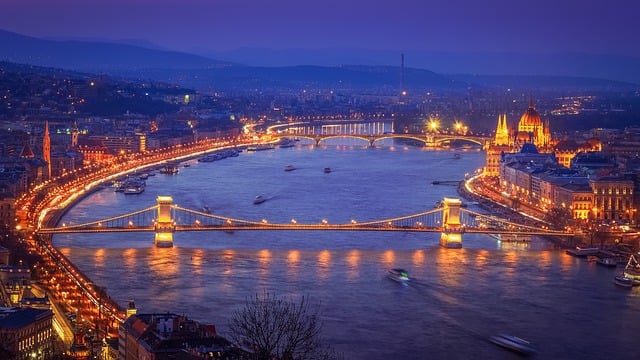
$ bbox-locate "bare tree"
[229,292,340,360]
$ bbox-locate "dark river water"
[54,140,640,360]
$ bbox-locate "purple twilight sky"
[2,0,639,56]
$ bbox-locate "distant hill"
[1,29,637,92]
[0,29,232,71]
[115,64,463,92]
[203,47,640,85]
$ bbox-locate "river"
[54,140,640,360]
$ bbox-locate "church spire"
[71,120,79,148]
[494,113,509,146]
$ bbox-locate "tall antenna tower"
[400,53,405,97]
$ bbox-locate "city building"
[589,175,635,222]
[0,307,55,359]
[118,313,242,360]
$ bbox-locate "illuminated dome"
[518,99,542,129]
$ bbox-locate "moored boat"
[489,334,536,356]
[284,165,296,172]
[324,167,331,173]
[159,163,179,174]
[614,275,633,289]
[597,257,617,267]
[123,184,145,194]
[565,247,600,257]
[247,144,275,152]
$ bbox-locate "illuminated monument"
[485,99,552,176]
[514,99,551,150]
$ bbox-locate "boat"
[279,138,296,148]
[613,275,633,289]
[489,334,536,356]
[138,173,149,180]
[565,247,600,257]
[123,184,145,194]
[284,165,296,172]
[159,163,179,174]
[202,206,211,214]
[597,257,617,268]
[623,253,640,285]
[324,167,332,173]
[247,144,276,152]
[387,268,410,283]
[253,195,266,205]
[453,153,461,159]
[183,163,191,167]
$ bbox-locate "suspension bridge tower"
[154,196,175,247]
[440,197,463,248]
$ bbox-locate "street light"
[429,119,439,133]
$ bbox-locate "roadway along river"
[54,140,640,360]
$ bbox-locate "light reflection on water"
[55,145,640,360]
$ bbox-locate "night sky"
[2,0,640,81]
[3,0,638,56]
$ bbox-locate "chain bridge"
[38,196,573,248]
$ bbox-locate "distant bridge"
[38,196,573,248]
[267,121,490,148]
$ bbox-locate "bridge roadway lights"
[149,194,468,249]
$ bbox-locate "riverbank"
[456,177,577,248]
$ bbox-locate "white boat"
[284,165,296,172]
[123,185,144,195]
[614,275,633,289]
[489,334,536,355]
[253,195,266,205]
[247,144,275,152]
[565,247,600,257]
[387,268,410,283]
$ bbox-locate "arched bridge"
[267,121,490,148]
[273,133,490,148]
[38,196,573,248]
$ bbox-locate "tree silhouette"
[229,292,341,360]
